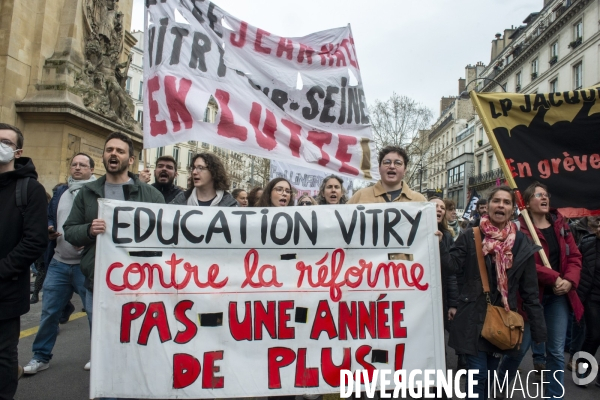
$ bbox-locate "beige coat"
[348,180,426,204]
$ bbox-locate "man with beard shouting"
[151,155,183,203]
[63,132,164,346]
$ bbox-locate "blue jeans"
[498,293,569,399]
[532,341,546,365]
[466,351,501,399]
[568,312,586,355]
[32,259,89,363]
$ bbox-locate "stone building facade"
[468,0,600,199]
[0,0,140,191]
[425,94,475,200]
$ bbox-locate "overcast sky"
[131,0,542,119]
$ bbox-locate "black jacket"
[0,158,48,320]
[440,230,459,329]
[441,227,546,356]
[171,188,238,207]
[577,233,600,305]
[151,182,183,204]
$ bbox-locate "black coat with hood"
[151,182,183,204]
[0,158,48,320]
[577,233,600,305]
[440,227,547,356]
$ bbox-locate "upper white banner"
[143,0,379,180]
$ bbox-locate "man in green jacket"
[63,132,164,349]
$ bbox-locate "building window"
[550,78,558,93]
[515,71,522,91]
[137,110,143,122]
[173,146,180,166]
[479,127,484,141]
[204,107,210,122]
[187,151,193,168]
[126,77,132,92]
[139,81,143,100]
[477,158,482,174]
[574,20,583,40]
[157,147,165,158]
[573,62,583,89]
[531,59,539,79]
[488,155,494,171]
[550,41,558,65]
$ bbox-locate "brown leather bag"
[473,227,524,350]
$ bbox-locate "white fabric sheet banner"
[270,160,354,199]
[91,200,445,398]
[143,0,379,180]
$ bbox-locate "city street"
[15,289,600,400]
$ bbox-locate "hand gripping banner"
[90,200,446,398]
[143,0,379,180]
[471,88,600,217]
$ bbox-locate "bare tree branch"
[369,93,433,189]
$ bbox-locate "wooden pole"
[470,91,551,269]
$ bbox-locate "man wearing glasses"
[348,145,426,204]
[23,153,97,375]
[0,123,48,399]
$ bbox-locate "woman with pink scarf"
[441,186,547,399]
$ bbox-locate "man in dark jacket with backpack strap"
[0,123,48,399]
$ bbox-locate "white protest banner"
[270,160,354,200]
[91,200,445,399]
[143,0,379,181]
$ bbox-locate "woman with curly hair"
[171,153,237,207]
[316,175,347,205]
[247,186,264,207]
[256,178,294,207]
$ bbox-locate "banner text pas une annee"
[143,0,378,180]
[91,200,445,398]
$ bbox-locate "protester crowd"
[1,121,600,400]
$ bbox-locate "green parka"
[63,173,164,289]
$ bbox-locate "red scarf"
[479,215,516,311]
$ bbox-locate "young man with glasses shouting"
[348,145,426,204]
[23,153,97,375]
[171,152,238,207]
[0,123,48,398]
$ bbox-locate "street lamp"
[459,77,507,99]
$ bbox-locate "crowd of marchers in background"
[1,121,600,400]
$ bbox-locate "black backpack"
[16,177,29,217]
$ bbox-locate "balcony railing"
[468,167,505,186]
[456,126,475,143]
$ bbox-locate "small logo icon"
[572,351,599,386]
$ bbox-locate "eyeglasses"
[533,193,551,199]
[190,165,209,172]
[381,159,404,167]
[0,139,17,149]
[298,201,312,206]
[273,186,291,194]
[70,163,90,169]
